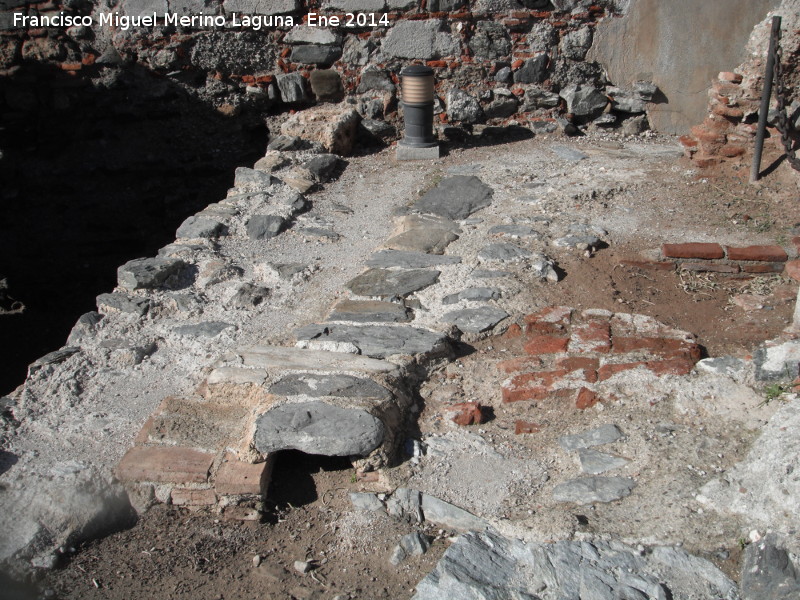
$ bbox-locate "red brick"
[719,144,746,158]
[214,453,272,496]
[575,387,600,410]
[555,356,600,372]
[597,362,647,381]
[645,357,696,376]
[693,156,721,169]
[690,126,726,145]
[743,263,786,274]
[171,488,217,506]
[502,386,574,403]
[702,116,734,134]
[117,447,214,484]
[712,81,743,96]
[524,335,569,355]
[515,420,542,434]
[511,59,524,70]
[785,260,800,282]
[426,60,448,68]
[711,104,744,119]
[496,356,543,374]
[680,262,740,274]
[509,369,568,389]
[718,71,743,83]
[726,245,788,262]
[568,320,611,354]
[620,259,676,271]
[679,135,698,150]
[447,402,485,426]
[662,243,725,260]
[503,323,523,339]
[791,236,800,253]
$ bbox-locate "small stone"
[695,356,748,379]
[96,293,150,317]
[389,545,407,566]
[442,287,501,304]
[227,283,270,309]
[253,555,262,567]
[267,135,305,152]
[420,494,488,531]
[294,560,313,574]
[400,532,431,557]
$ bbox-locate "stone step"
[238,345,401,374]
[294,323,451,360]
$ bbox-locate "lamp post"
[397,65,440,160]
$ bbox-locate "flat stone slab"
[294,324,449,359]
[413,175,494,220]
[346,268,440,298]
[578,448,631,475]
[270,373,391,400]
[552,476,636,504]
[559,424,623,451]
[420,494,488,532]
[477,243,532,263]
[441,306,510,334]
[172,321,235,339]
[118,257,185,291]
[384,228,458,255]
[550,144,590,161]
[240,345,399,374]
[366,250,462,269]
[487,224,542,238]
[471,268,513,279]
[328,299,412,323]
[176,216,225,240]
[254,401,384,456]
[413,531,738,600]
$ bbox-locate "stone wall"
[1,0,658,138]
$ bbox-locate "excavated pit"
[0,64,267,394]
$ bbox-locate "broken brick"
[612,337,701,361]
[785,260,800,282]
[742,263,785,274]
[514,420,542,434]
[597,362,647,381]
[495,356,543,374]
[662,243,725,260]
[554,356,600,372]
[575,387,600,410]
[447,402,485,426]
[680,262,740,274]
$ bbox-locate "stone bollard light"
[397,65,440,160]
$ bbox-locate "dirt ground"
[15,132,800,600]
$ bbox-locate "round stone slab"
[254,401,385,457]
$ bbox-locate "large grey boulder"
[382,19,459,60]
[413,176,493,220]
[413,532,740,600]
[741,534,800,600]
[445,88,483,124]
[117,257,185,291]
[698,399,800,530]
[0,462,133,569]
[254,401,384,456]
[513,54,548,84]
[290,44,342,66]
[468,21,511,60]
[176,216,225,240]
[560,25,593,60]
[246,214,285,240]
[276,72,308,103]
[560,83,608,117]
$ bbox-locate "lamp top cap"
[402,64,434,78]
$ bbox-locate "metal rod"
[751,15,782,183]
